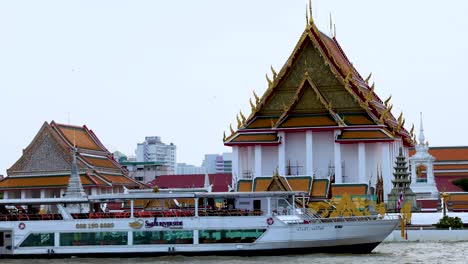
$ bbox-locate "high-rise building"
[202,153,232,174]
[136,136,176,174]
[176,163,205,175]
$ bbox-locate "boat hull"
[0,216,398,257]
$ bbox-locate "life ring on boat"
[18,222,26,230]
[267,217,274,225]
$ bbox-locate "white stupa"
[409,113,438,198]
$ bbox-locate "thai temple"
[224,8,416,201]
[0,121,141,200]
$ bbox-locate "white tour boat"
[0,190,398,257]
[0,150,398,257]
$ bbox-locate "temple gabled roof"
[224,15,414,147]
[2,121,140,190]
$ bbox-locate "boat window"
[60,232,127,246]
[199,229,266,244]
[19,233,54,247]
[133,230,193,245]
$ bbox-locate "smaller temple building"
[0,121,140,200]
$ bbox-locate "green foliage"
[435,216,464,229]
[453,178,468,192]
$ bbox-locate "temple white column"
[358,143,366,183]
[247,146,253,177]
[3,191,8,199]
[254,145,263,177]
[381,142,392,199]
[305,130,314,176]
[427,163,435,185]
[334,130,343,183]
[278,132,286,175]
[21,190,26,199]
[411,161,417,185]
[232,146,239,181]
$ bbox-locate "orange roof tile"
[246,117,278,129]
[338,130,391,140]
[237,180,253,192]
[341,114,375,125]
[428,147,468,161]
[331,184,367,196]
[231,133,278,143]
[287,177,312,193]
[97,173,139,186]
[448,193,468,202]
[310,179,329,197]
[253,177,273,192]
[83,156,118,169]
[55,125,101,151]
[0,175,95,189]
[279,115,336,128]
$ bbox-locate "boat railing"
[69,209,263,219]
[299,208,399,223]
[0,213,63,221]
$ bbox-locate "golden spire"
[379,104,392,122]
[333,24,336,38]
[309,0,313,23]
[223,131,226,141]
[329,13,333,36]
[229,124,234,134]
[240,110,246,123]
[253,90,260,105]
[305,4,309,26]
[266,73,272,87]
[410,123,415,136]
[236,114,242,129]
[397,112,403,125]
[249,98,256,112]
[365,72,372,84]
[271,65,277,80]
[384,95,392,107]
[365,83,375,104]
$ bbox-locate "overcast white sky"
[0,1,467,176]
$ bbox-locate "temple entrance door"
[0,231,12,255]
[253,200,261,211]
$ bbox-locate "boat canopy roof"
[0,191,307,205]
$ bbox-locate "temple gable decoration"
[224,7,414,147]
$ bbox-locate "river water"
[2,242,467,264]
